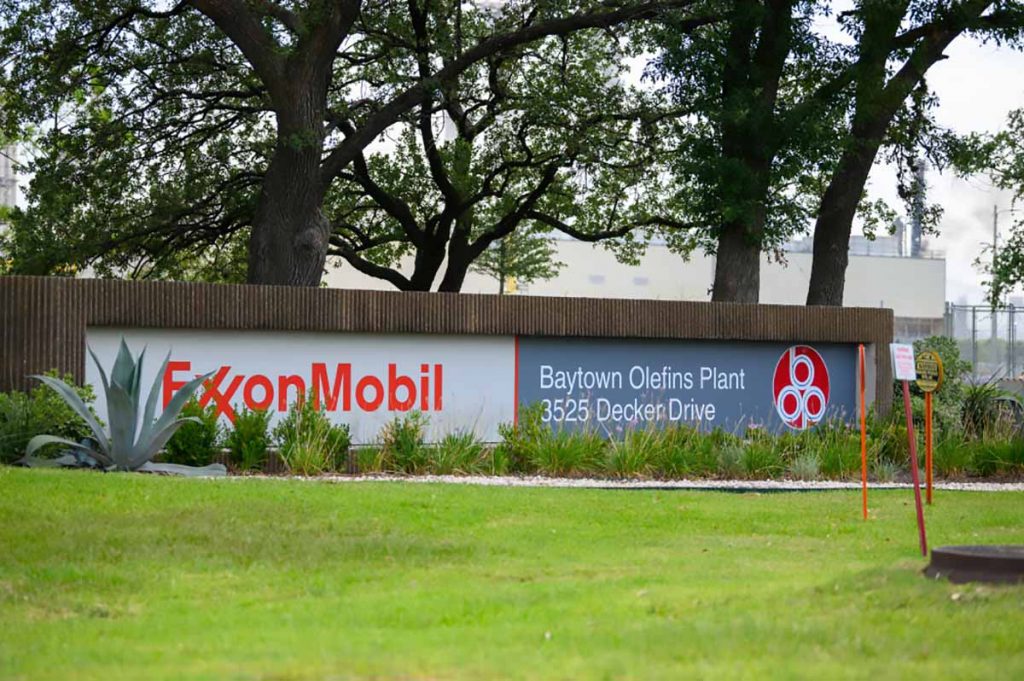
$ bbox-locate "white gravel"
[244,474,1024,492]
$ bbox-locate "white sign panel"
[890,343,917,382]
[85,328,515,442]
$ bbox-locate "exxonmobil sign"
[162,361,444,421]
[86,328,514,442]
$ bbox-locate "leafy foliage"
[961,378,1017,438]
[163,398,221,467]
[975,108,1024,303]
[225,407,272,472]
[0,371,98,464]
[0,0,713,286]
[429,431,488,475]
[379,412,430,474]
[274,393,351,475]
[469,230,564,294]
[326,15,683,291]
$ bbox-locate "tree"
[966,108,1024,304]
[470,229,564,293]
[654,0,1023,304]
[805,0,1024,306]
[326,15,689,291]
[0,0,718,286]
[653,0,853,302]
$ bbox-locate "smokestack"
[911,158,927,258]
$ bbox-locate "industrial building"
[325,234,946,342]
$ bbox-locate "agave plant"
[21,339,226,476]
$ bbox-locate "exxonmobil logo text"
[163,361,444,421]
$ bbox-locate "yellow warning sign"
[915,351,943,393]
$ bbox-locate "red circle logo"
[772,345,830,429]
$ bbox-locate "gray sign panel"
[517,337,858,434]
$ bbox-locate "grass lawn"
[1,469,1022,680]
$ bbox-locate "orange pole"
[925,391,933,505]
[859,344,868,520]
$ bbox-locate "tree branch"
[320,0,719,186]
[329,245,414,291]
[190,0,287,96]
[526,210,697,241]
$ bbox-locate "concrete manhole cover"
[924,545,1024,584]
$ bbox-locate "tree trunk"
[711,216,764,303]
[805,152,876,306]
[247,151,329,286]
[408,243,446,291]
[248,88,329,286]
[437,235,473,292]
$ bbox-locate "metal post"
[1012,306,1017,378]
[972,306,978,374]
[1006,307,1011,378]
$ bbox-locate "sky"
[876,39,1024,305]
[814,4,1024,305]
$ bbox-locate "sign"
[890,343,917,381]
[915,350,944,393]
[86,329,863,441]
[86,328,515,443]
[772,345,830,429]
[517,338,857,433]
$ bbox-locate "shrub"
[526,428,605,477]
[741,440,784,479]
[487,444,511,476]
[970,423,1024,476]
[962,379,1011,438]
[225,406,271,472]
[355,445,387,474]
[22,342,222,475]
[716,442,743,478]
[606,427,660,478]
[429,430,487,475]
[870,458,901,483]
[274,392,351,474]
[818,431,861,479]
[0,372,98,464]
[497,405,607,477]
[495,403,547,474]
[683,429,726,478]
[163,398,221,467]
[933,433,972,478]
[904,336,971,438]
[279,416,341,476]
[788,452,820,481]
[380,411,429,474]
[866,417,908,467]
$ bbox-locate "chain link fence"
[944,303,1023,380]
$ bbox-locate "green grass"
[1,469,1022,680]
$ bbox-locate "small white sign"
[890,343,917,381]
